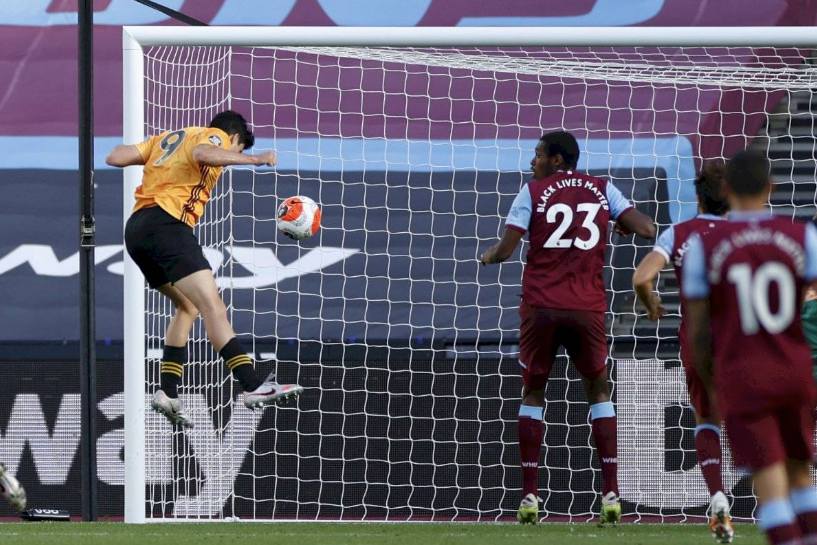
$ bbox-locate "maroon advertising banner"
[0,0,814,137]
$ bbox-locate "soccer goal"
[122,26,817,523]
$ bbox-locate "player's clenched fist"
[644,294,666,321]
[253,150,277,166]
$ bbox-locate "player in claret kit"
[106,110,303,428]
[480,131,656,525]
[684,150,817,545]
[632,162,734,542]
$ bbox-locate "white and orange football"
[276,195,321,240]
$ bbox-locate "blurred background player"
[632,163,733,542]
[802,213,817,380]
[0,463,25,512]
[480,131,656,525]
[684,150,817,545]
[106,110,303,427]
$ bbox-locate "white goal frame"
[122,25,817,524]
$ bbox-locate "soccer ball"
[276,195,321,240]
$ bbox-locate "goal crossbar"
[124,25,817,48]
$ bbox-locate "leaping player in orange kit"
[106,110,303,427]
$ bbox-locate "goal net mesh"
[136,43,817,521]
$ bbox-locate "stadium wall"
[0,349,756,520]
[2,0,815,140]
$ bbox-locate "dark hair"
[209,110,255,150]
[695,162,729,215]
[726,150,770,196]
[540,131,579,169]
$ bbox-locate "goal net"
[122,27,817,522]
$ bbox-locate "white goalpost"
[122,26,817,523]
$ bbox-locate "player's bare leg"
[517,385,545,524]
[583,372,620,525]
[786,459,817,542]
[161,284,198,347]
[173,270,303,408]
[754,463,801,545]
[149,284,197,428]
[0,463,25,512]
[695,413,732,543]
[173,270,235,349]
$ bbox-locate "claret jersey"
[505,170,632,312]
[683,212,817,415]
[653,214,724,366]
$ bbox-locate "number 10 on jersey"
[727,262,795,335]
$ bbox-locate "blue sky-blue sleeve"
[682,234,709,298]
[605,182,633,220]
[505,184,532,232]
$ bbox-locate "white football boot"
[243,373,304,409]
[517,493,542,524]
[0,463,26,512]
[151,390,194,429]
[708,491,734,543]
[599,491,622,526]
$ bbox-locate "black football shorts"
[124,205,212,289]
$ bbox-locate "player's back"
[134,126,230,226]
[522,170,630,312]
[669,216,723,284]
[694,214,816,414]
[660,215,724,360]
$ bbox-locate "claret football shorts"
[725,402,815,471]
[679,342,715,419]
[124,205,212,289]
[518,301,608,389]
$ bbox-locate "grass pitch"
[0,521,765,545]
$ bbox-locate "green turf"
[0,521,765,545]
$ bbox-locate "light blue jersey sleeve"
[505,184,532,232]
[653,225,675,261]
[605,182,633,220]
[804,222,817,281]
[682,234,709,298]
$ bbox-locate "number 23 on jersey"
[543,202,602,250]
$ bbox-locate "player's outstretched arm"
[106,144,145,167]
[192,144,276,167]
[616,208,657,240]
[480,228,524,265]
[632,251,667,321]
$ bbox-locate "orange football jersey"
[133,127,230,226]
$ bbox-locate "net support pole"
[123,28,146,524]
[78,0,97,522]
